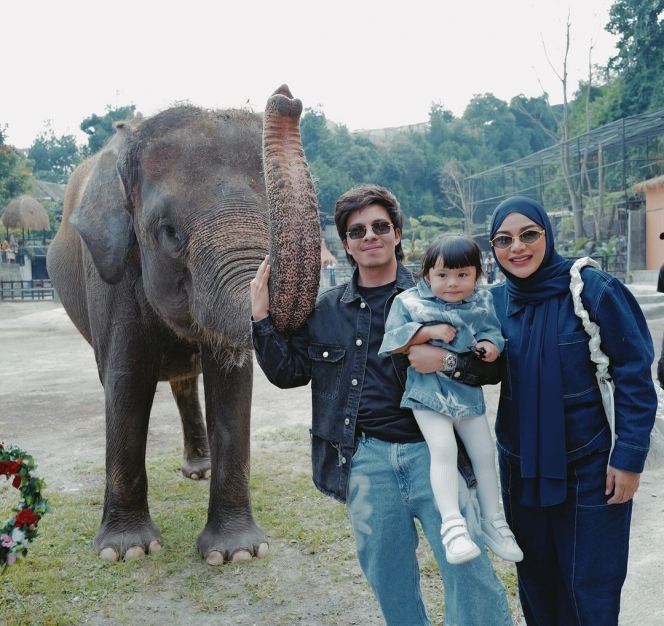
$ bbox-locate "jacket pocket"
[559,330,598,399]
[308,344,346,400]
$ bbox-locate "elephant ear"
[69,130,136,285]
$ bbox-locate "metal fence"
[319,256,626,290]
[0,280,56,301]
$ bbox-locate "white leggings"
[412,409,500,522]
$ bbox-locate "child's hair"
[419,235,484,280]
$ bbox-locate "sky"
[2,0,619,149]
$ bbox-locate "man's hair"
[333,184,405,267]
[419,235,484,280]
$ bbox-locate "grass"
[0,426,518,625]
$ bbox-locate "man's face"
[342,204,401,271]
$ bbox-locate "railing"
[319,255,628,288]
[0,280,56,301]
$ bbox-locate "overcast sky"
[2,0,618,148]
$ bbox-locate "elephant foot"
[181,452,211,480]
[94,518,162,561]
[197,521,268,565]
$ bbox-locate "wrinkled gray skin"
[46,86,320,563]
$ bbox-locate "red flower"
[0,461,21,476]
[14,508,39,527]
[12,475,22,489]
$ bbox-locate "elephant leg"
[197,348,268,564]
[170,375,211,480]
[94,361,162,561]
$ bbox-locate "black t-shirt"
[355,282,424,444]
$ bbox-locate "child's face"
[426,258,477,303]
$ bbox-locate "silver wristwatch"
[442,351,457,373]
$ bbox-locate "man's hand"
[606,467,640,504]
[250,256,271,321]
[407,344,448,374]
[475,341,499,362]
[425,323,457,344]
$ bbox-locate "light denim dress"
[378,279,504,419]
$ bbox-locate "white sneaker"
[481,512,524,562]
[441,514,481,565]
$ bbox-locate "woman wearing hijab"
[488,196,656,625]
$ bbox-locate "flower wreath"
[0,443,51,571]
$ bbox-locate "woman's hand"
[407,344,448,374]
[476,340,499,362]
[250,256,271,321]
[606,467,640,504]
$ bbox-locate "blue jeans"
[499,448,632,626]
[347,436,513,626]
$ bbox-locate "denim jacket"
[491,266,657,473]
[379,281,504,418]
[251,263,477,503]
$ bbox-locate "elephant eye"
[160,224,179,240]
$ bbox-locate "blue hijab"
[490,196,574,507]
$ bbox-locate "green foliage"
[571,237,589,255]
[0,124,33,207]
[28,124,80,184]
[605,0,664,117]
[80,104,136,156]
[300,93,559,230]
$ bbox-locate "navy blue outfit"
[489,197,657,626]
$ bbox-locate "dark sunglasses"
[346,221,394,240]
[490,229,545,249]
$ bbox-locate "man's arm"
[407,344,501,386]
[250,257,312,389]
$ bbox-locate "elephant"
[46,85,321,563]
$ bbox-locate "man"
[250,185,512,625]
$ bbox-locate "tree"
[0,124,33,207]
[439,158,477,234]
[606,0,664,116]
[514,16,590,240]
[463,93,529,162]
[80,104,136,156]
[300,107,333,163]
[28,124,80,184]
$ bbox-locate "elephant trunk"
[263,85,320,336]
[187,206,269,357]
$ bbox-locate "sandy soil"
[1,300,663,625]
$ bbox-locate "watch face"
[444,353,457,371]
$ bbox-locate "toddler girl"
[379,235,522,565]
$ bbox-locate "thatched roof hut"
[1,195,50,230]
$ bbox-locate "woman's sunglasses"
[346,221,394,240]
[489,229,545,249]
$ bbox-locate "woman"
[488,196,656,625]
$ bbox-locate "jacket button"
[360,302,366,308]
[356,339,362,346]
[351,379,358,386]
[345,418,350,425]
[323,351,329,358]
[341,456,347,464]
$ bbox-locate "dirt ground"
[1,300,663,625]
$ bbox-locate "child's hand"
[427,323,457,344]
[475,341,499,362]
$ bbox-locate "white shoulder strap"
[569,257,616,468]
